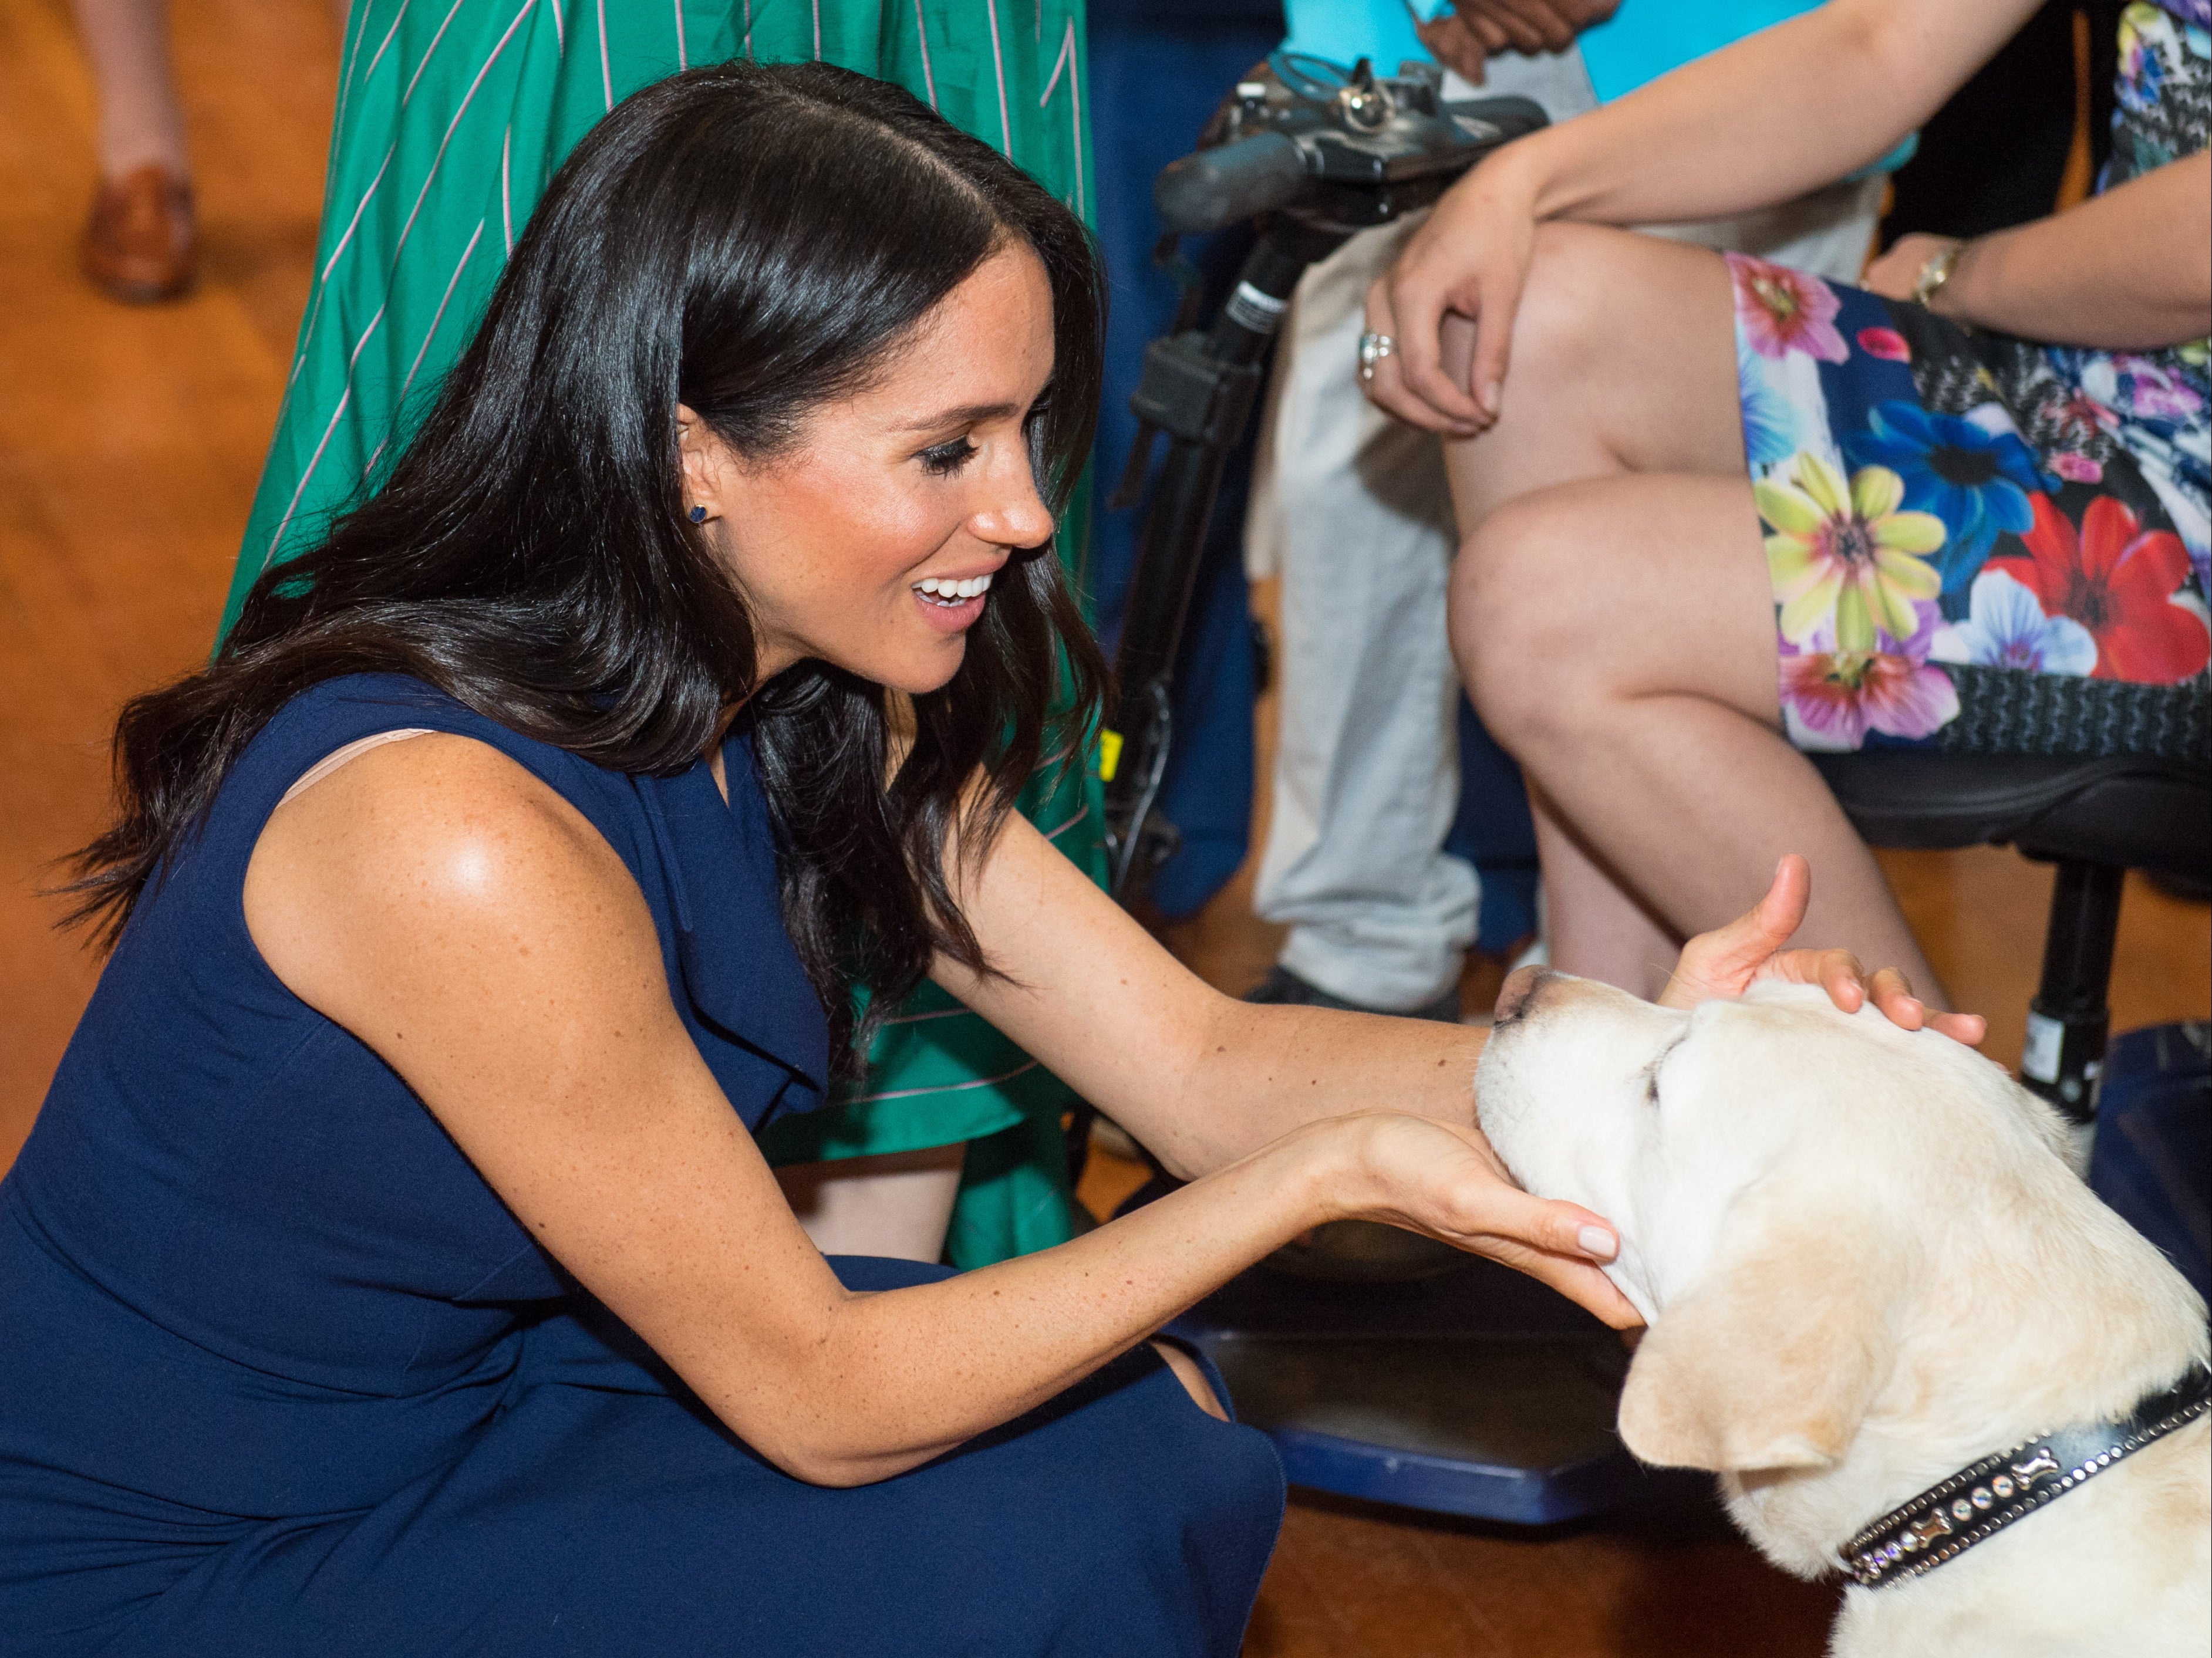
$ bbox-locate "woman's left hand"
[1657,853,1987,1045]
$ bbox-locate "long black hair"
[68,62,1108,1076]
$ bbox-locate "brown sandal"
[80,164,196,304]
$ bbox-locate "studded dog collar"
[1841,1363,2212,1588]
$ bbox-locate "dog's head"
[1475,971,2086,1477]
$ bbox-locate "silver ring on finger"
[1357,330,1394,384]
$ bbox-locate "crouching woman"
[0,62,1958,1657]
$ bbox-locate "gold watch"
[1911,241,1968,310]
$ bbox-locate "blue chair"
[1158,1239,1682,1524]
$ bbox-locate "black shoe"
[1243,964,1462,1024]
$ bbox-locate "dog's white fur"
[1476,974,2210,1657]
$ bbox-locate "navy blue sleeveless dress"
[0,675,1284,1656]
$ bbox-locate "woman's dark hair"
[68,62,1107,1075]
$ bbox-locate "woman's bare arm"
[929,805,1495,1177]
[934,812,1980,1183]
[1865,153,2212,350]
[1373,0,2046,429]
[1503,0,2041,231]
[243,735,1628,1490]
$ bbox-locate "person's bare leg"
[1525,782,1684,1001]
[1442,224,1746,998]
[70,0,188,180]
[1441,224,1750,519]
[774,1143,967,1262]
[1430,222,1944,1001]
[1452,472,1947,1002]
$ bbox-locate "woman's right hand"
[1316,1112,1642,1328]
[1361,150,1544,438]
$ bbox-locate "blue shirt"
[1277,1,1911,171]
[1280,0,1823,100]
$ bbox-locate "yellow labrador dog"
[1476,971,2210,1657]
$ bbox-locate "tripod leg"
[1105,225,1341,895]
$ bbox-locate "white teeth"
[914,573,994,605]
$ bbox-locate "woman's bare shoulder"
[244,731,650,1019]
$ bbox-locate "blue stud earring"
[688,505,707,524]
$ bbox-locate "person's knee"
[1487,223,1731,427]
[1449,499,1590,749]
[1494,221,1639,386]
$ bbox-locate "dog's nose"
[1492,964,1552,1026]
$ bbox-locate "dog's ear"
[1617,1194,1904,1472]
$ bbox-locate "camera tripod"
[1097,54,1543,896]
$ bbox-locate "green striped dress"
[222,0,1106,1267]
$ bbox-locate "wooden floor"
[1,4,2205,1654]
[0,0,343,1156]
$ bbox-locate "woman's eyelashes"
[917,435,977,476]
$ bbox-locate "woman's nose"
[973,459,1055,549]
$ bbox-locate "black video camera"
[1153,53,1546,237]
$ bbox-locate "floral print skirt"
[1727,4,2210,761]
[1732,250,2210,761]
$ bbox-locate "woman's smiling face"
[679,241,1058,697]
